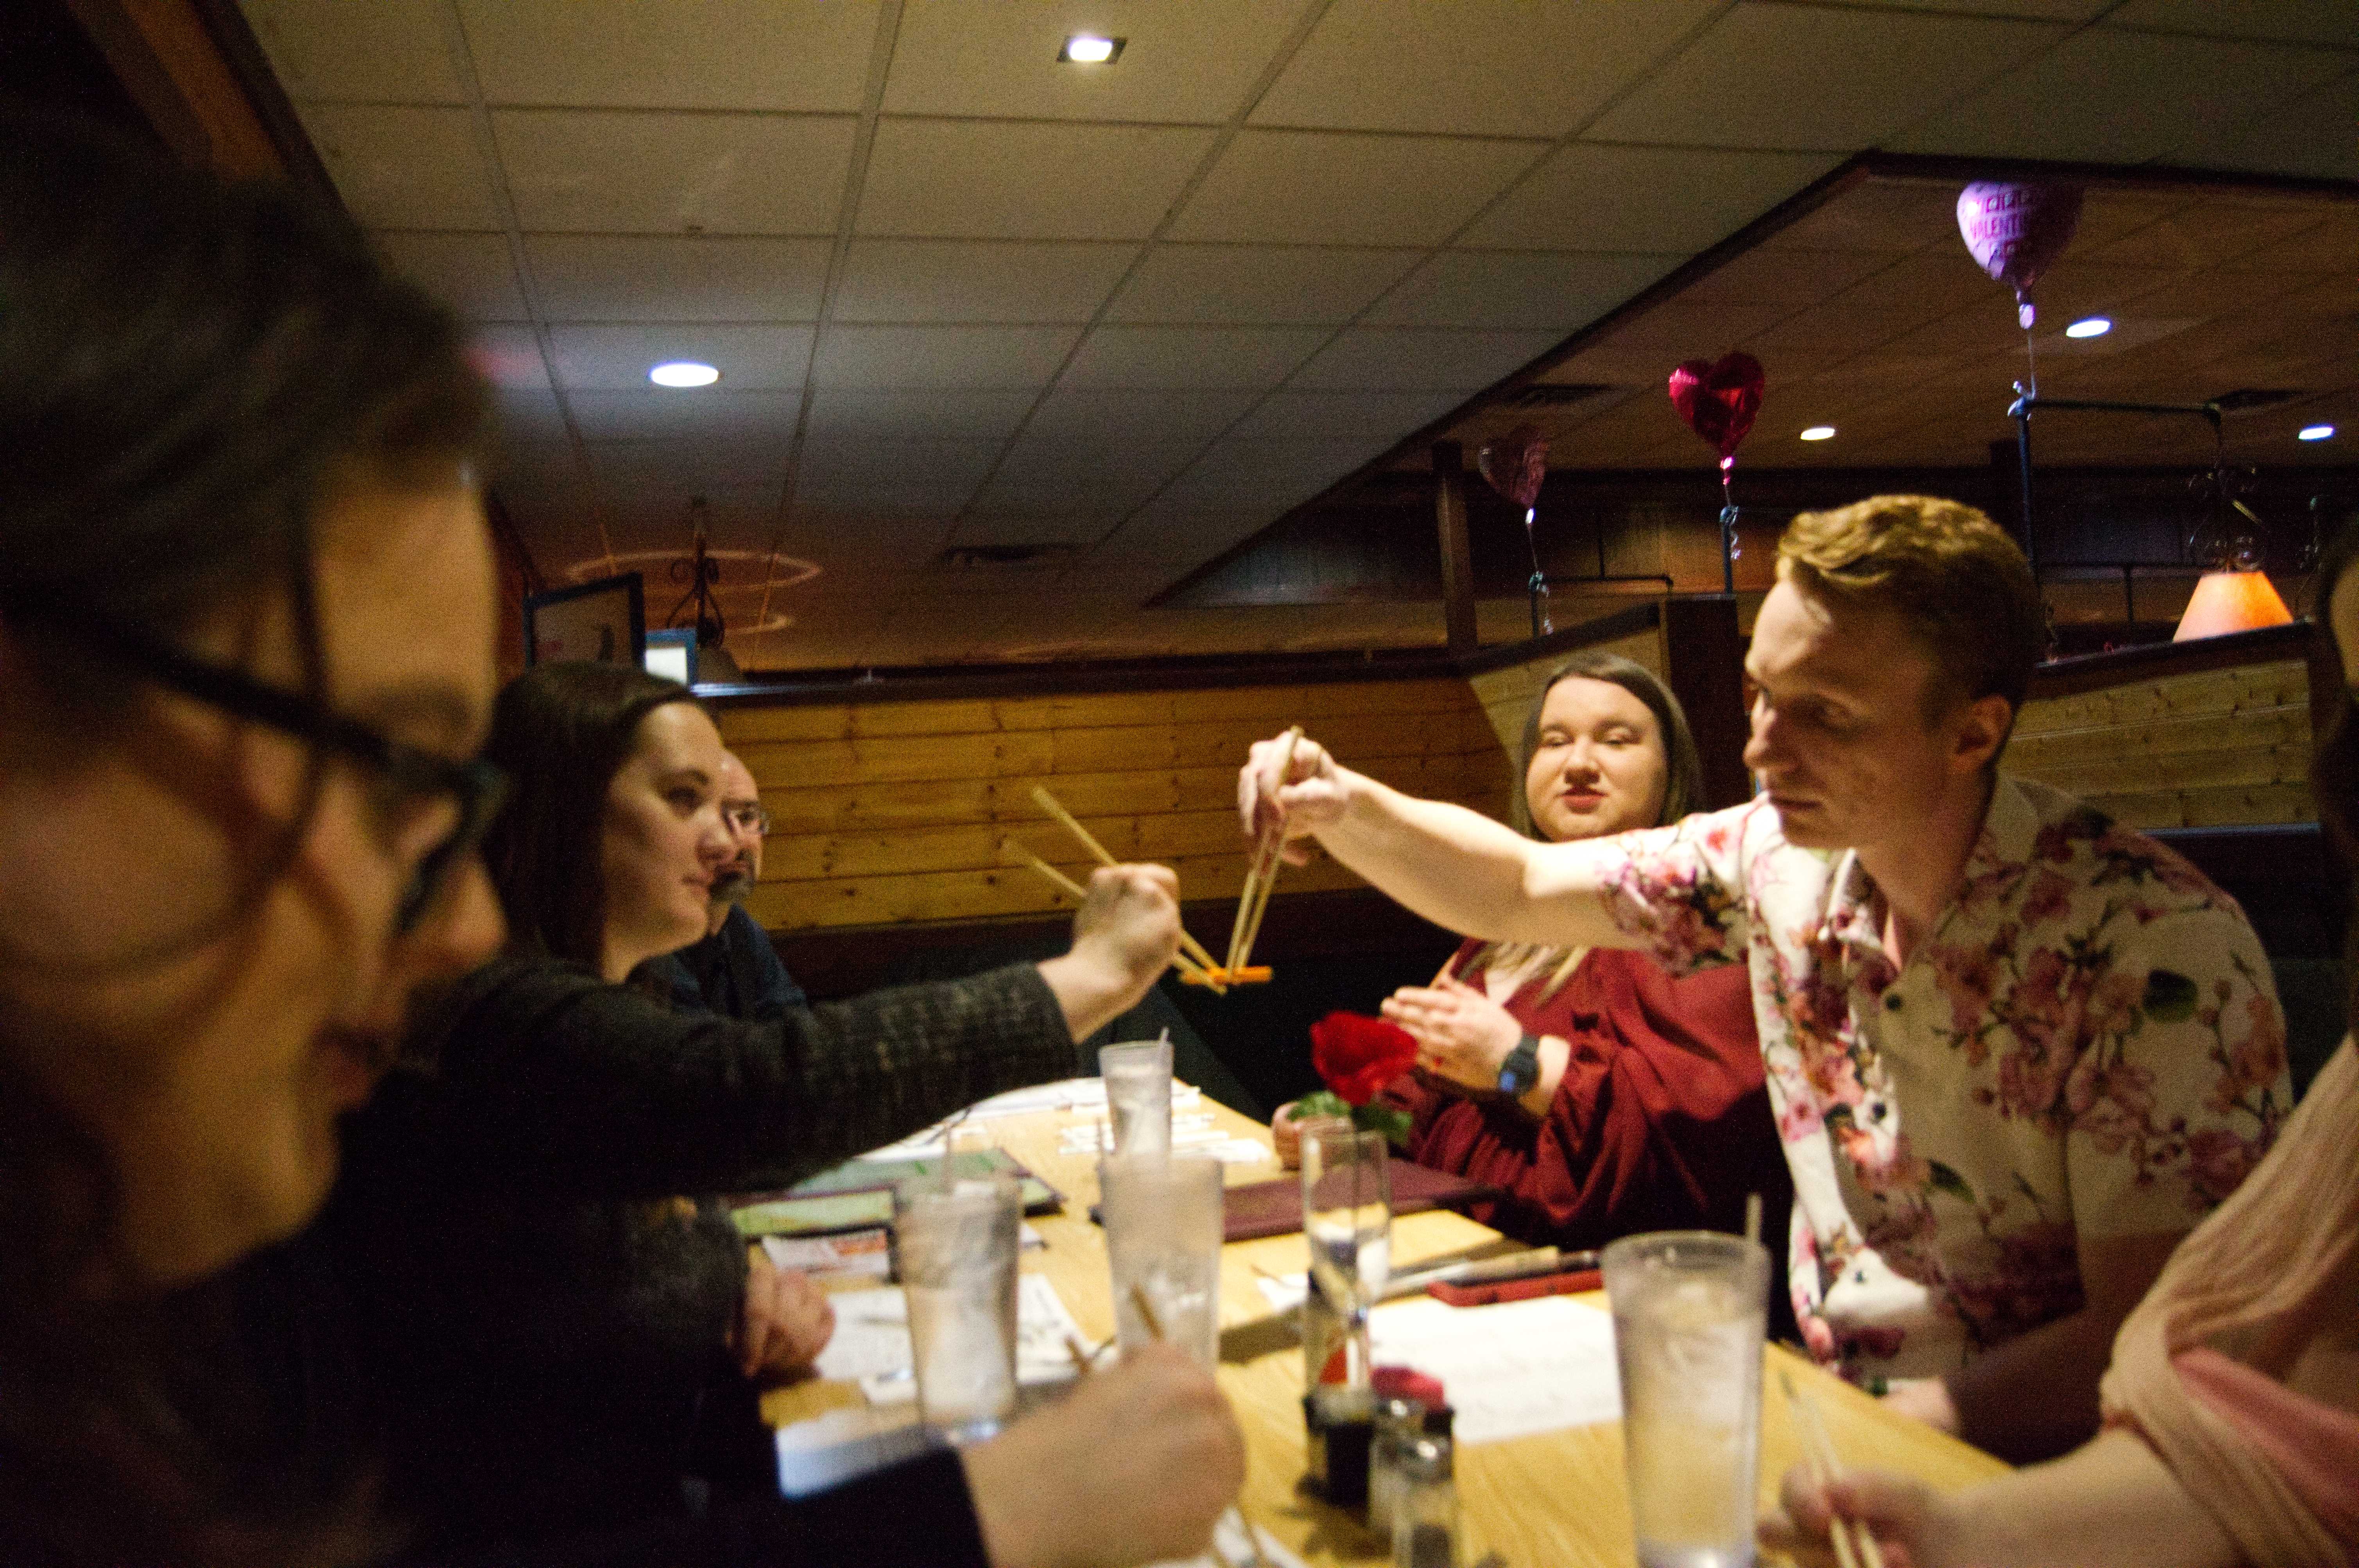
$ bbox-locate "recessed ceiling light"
[1799,426,1836,442]
[1058,33,1123,64]
[2298,424,2336,442]
[649,361,720,388]
[2065,317,2112,339]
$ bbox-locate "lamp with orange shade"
[2174,569,2292,642]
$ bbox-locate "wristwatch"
[1496,1033,1543,1097]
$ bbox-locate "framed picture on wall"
[525,572,644,668]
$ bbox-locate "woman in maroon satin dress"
[1274,652,1792,1259]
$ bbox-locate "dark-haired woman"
[0,112,1237,1568]
[1273,653,1791,1258]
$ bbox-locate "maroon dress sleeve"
[1391,945,1791,1255]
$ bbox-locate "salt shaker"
[1368,1368,1447,1534]
[1391,1432,1459,1568]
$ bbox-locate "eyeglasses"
[725,803,772,836]
[72,618,509,934]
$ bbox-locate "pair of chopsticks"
[1013,786,1228,992]
[1056,1289,1269,1568]
[1226,727,1302,974]
[1779,1368,1888,1568]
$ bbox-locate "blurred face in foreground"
[1524,676,1670,843]
[0,474,506,1287]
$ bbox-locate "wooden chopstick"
[1229,727,1302,972]
[1029,787,1228,978]
[1007,840,1224,992]
[1780,1369,1886,1568]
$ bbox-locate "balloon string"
[2020,293,2038,396]
[1523,507,1551,636]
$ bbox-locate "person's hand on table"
[1237,731,1348,866]
[1270,1100,1308,1168]
[1760,1463,1960,1568]
[1038,863,1182,1041]
[962,1342,1244,1568]
[1382,976,1522,1094]
[730,1249,835,1381]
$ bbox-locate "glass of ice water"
[1099,1151,1225,1367]
[1301,1125,1391,1387]
[1098,1038,1173,1156]
[894,1172,1022,1443]
[1602,1231,1770,1568]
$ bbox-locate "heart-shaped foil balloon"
[1956,182,2084,328]
[1477,424,1548,511]
[1667,351,1765,460]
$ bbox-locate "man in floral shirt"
[1239,496,2291,1462]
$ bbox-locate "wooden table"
[765,1089,2009,1566]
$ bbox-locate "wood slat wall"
[2008,657,2314,830]
[1465,623,1665,762]
[719,677,1511,932]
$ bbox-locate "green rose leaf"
[2142,969,2200,1023]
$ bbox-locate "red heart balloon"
[1667,351,1764,461]
[1476,424,1548,511]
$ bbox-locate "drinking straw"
[1744,1192,1763,1248]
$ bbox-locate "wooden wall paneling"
[1466,623,1667,757]
[2012,660,2311,737]
[1435,442,1478,654]
[1659,595,1753,809]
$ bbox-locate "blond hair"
[1777,494,2044,720]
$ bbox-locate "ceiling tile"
[1681,245,1900,307]
[1169,130,1543,247]
[1462,144,1840,252]
[589,438,790,491]
[470,324,552,390]
[1090,507,1281,573]
[1365,250,1680,329]
[1223,389,1467,444]
[1021,389,1262,447]
[2082,199,2347,270]
[882,0,1305,121]
[810,325,1083,388]
[1822,0,2108,15]
[831,240,1140,322]
[1588,4,2068,151]
[242,0,463,102]
[377,231,526,320]
[455,0,880,109]
[948,511,1126,546]
[1154,439,1373,509]
[548,323,816,390]
[1103,244,1422,324]
[1758,179,1963,252]
[495,110,856,234]
[1251,0,1723,138]
[1290,328,1562,390]
[2106,0,2359,46]
[1891,28,2348,164]
[565,390,805,441]
[794,438,1002,511]
[857,121,1215,241]
[1058,326,1331,388]
[523,236,830,320]
[489,388,568,443]
[802,389,1040,444]
[302,104,498,228]
[2165,67,2359,182]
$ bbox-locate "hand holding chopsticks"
[1021,787,1235,989]
[1780,1369,1889,1568]
[1228,726,1301,975]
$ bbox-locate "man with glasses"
[659,750,805,1022]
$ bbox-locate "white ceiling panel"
[1222,389,1467,445]
[809,325,1083,388]
[856,121,1216,241]
[1104,244,1422,324]
[495,111,856,234]
[1892,29,2351,163]
[455,0,881,111]
[1462,143,1840,252]
[794,439,1001,511]
[1251,0,1724,139]
[242,0,463,104]
[1364,250,1681,329]
[523,236,830,320]
[946,511,1122,546]
[1152,440,1371,509]
[2167,68,2359,181]
[1020,389,1262,447]
[2106,0,2359,45]
[1169,130,1543,247]
[469,324,552,390]
[1058,326,1332,389]
[589,440,789,493]
[1086,506,1278,573]
[830,240,1140,323]
[489,388,568,444]
[565,390,805,442]
[1589,4,2069,151]
[1289,328,1563,391]
[882,0,1308,122]
[548,323,816,390]
[802,389,1041,444]
[378,231,526,320]
[301,104,498,229]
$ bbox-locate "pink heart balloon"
[1956,182,2084,329]
[1667,352,1765,461]
[1477,424,1548,512]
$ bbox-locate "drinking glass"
[1301,1126,1390,1387]
[1099,1151,1224,1366]
[1602,1231,1769,1568]
[894,1171,1022,1443]
[1098,1038,1173,1156]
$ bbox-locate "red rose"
[1309,1012,1418,1105]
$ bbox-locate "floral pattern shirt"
[1571,777,2292,1378]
